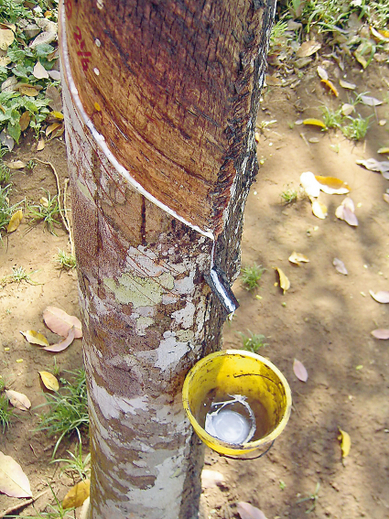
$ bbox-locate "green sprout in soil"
[1,266,39,286]
[0,390,14,433]
[341,115,370,141]
[320,106,344,129]
[56,249,76,270]
[15,484,75,519]
[241,264,265,291]
[26,159,37,172]
[36,368,89,457]
[280,186,298,204]
[296,481,321,514]
[27,190,62,234]
[52,436,91,481]
[239,330,268,353]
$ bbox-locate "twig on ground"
[0,489,48,518]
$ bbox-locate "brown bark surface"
[60,0,275,517]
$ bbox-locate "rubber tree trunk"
[59,1,276,518]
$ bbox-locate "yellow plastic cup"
[182,350,292,457]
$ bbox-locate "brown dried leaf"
[293,358,308,382]
[296,40,321,58]
[0,28,14,51]
[5,389,31,411]
[39,371,59,391]
[20,330,49,346]
[62,479,90,509]
[0,451,32,498]
[369,290,389,304]
[339,79,356,90]
[317,66,328,81]
[7,209,23,233]
[17,84,40,97]
[371,329,389,340]
[43,306,82,338]
[7,160,26,170]
[275,267,290,294]
[237,502,268,519]
[36,139,45,151]
[45,122,63,137]
[19,111,30,132]
[45,85,62,111]
[44,326,75,353]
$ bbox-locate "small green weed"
[341,115,370,141]
[13,484,75,519]
[239,330,268,353]
[241,264,265,291]
[56,249,76,270]
[1,265,39,286]
[320,106,344,129]
[296,482,321,514]
[0,391,14,433]
[36,368,89,457]
[52,437,91,481]
[280,186,298,204]
[270,19,289,47]
[27,190,62,234]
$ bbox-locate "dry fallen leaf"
[5,389,31,411]
[377,147,389,155]
[0,451,32,498]
[315,175,350,194]
[33,61,49,80]
[17,84,41,97]
[360,95,382,107]
[369,290,389,304]
[321,78,339,97]
[302,118,327,130]
[339,78,356,90]
[39,371,59,392]
[20,330,49,346]
[371,329,389,340]
[311,199,327,219]
[275,267,290,294]
[62,479,90,509]
[338,428,351,458]
[37,139,45,151]
[333,258,348,275]
[293,358,308,382]
[19,111,30,132]
[341,103,354,117]
[0,28,15,51]
[288,251,309,266]
[7,209,23,233]
[44,326,75,353]
[7,160,26,170]
[46,122,64,138]
[296,40,321,58]
[335,198,358,226]
[43,306,82,338]
[317,66,328,80]
[300,171,321,198]
[237,501,268,519]
[201,469,225,489]
[383,193,389,204]
[356,158,389,179]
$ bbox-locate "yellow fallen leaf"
[7,210,23,233]
[289,251,309,265]
[302,118,327,130]
[338,428,351,458]
[311,199,327,219]
[21,330,49,347]
[37,139,45,151]
[0,28,14,51]
[321,78,339,97]
[62,479,90,509]
[17,85,40,97]
[315,176,350,194]
[49,111,64,120]
[46,122,63,137]
[19,111,30,132]
[377,147,389,155]
[275,267,290,294]
[39,371,59,391]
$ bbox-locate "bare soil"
[1,58,389,519]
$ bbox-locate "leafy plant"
[241,264,265,291]
[296,481,321,514]
[56,249,76,270]
[27,190,62,234]
[36,368,89,457]
[1,265,39,285]
[320,106,344,129]
[239,330,268,353]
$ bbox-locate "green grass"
[341,115,370,141]
[56,249,76,270]
[1,265,39,285]
[0,392,14,433]
[27,190,62,234]
[11,485,76,519]
[36,368,89,457]
[239,330,268,353]
[241,264,265,291]
[52,437,91,481]
[280,186,298,204]
[320,106,344,129]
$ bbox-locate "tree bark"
[60,1,275,518]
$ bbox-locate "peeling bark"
[60,0,275,517]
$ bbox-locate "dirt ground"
[1,56,389,518]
